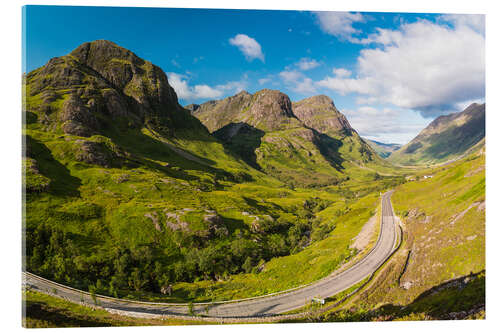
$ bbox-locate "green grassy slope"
[23,40,404,306]
[192,91,403,187]
[23,290,207,327]
[316,150,485,322]
[389,103,485,166]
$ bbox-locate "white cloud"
[171,59,181,68]
[332,68,352,78]
[168,72,247,102]
[318,19,485,117]
[193,56,204,64]
[296,58,320,71]
[317,76,377,96]
[229,34,264,62]
[440,14,485,34]
[279,70,316,95]
[314,11,365,40]
[279,70,302,83]
[215,80,247,94]
[258,77,272,85]
[294,78,316,94]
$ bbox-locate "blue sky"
[23,6,485,144]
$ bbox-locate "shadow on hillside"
[313,132,345,172]
[25,135,81,197]
[213,122,265,170]
[425,115,485,160]
[24,299,112,327]
[101,124,239,182]
[320,270,486,322]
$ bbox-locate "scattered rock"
[422,215,432,224]
[115,173,129,183]
[464,165,485,178]
[74,140,117,168]
[450,202,481,225]
[401,281,413,290]
[144,212,162,231]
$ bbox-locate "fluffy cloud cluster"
[229,34,265,62]
[279,70,316,94]
[314,11,364,40]
[296,58,320,70]
[318,18,485,117]
[276,57,321,94]
[168,73,247,102]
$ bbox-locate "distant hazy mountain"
[388,103,485,166]
[363,139,402,158]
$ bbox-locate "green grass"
[23,290,209,327]
[306,153,485,322]
[25,116,400,303]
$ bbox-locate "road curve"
[23,191,398,319]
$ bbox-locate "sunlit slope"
[23,40,402,304]
[191,91,401,187]
[389,103,485,166]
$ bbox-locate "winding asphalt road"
[23,191,398,319]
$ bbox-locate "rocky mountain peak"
[250,89,294,119]
[292,95,352,134]
[25,40,201,138]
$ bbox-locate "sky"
[23,6,485,144]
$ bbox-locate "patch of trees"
[24,198,336,299]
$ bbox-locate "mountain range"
[388,103,485,165]
[22,40,485,313]
[23,40,404,303]
[187,90,391,186]
[363,139,402,158]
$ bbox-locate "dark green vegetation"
[363,138,401,158]
[23,40,404,305]
[389,103,485,165]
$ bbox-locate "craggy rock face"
[25,40,201,138]
[59,93,101,136]
[190,91,253,132]
[69,40,179,111]
[292,95,353,134]
[191,89,299,132]
[247,89,296,131]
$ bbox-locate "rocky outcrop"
[25,40,204,138]
[292,95,353,135]
[190,89,301,132]
[60,92,101,136]
[73,140,119,168]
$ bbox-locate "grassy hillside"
[192,91,402,187]
[23,290,207,327]
[316,150,485,321]
[389,103,485,166]
[23,40,404,306]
